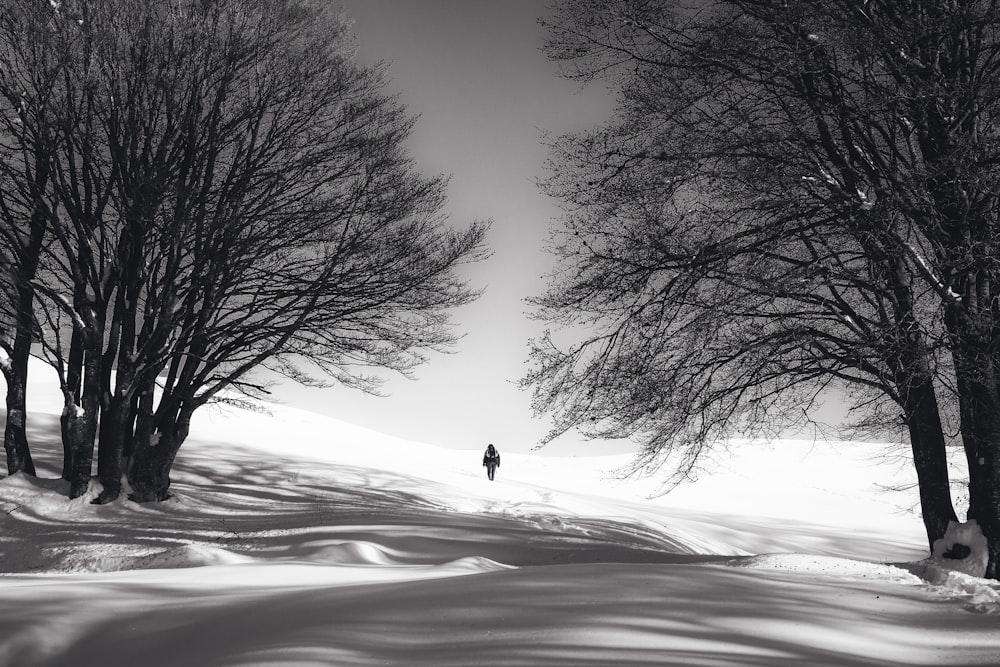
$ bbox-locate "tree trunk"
[961,384,1000,580]
[59,332,84,480]
[948,326,1000,579]
[128,406,192,502]
[129,383,155,463]
[67,349,101,499]
[885,253,957,551]
[3,280,39,477]
[60,398,83,486]
[3,364,34,477]
[901,375,958,550]
[95,210,148,504]
[94,392,132,504]
[66,412,97,499]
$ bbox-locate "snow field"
[0,370,998,665]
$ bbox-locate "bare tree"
[530,0,977,554]
[841,0,1000,578]
[0,0,68,477]
[1,0,489,503]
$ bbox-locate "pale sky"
[277,1,621,454]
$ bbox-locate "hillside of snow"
[0,366,999,666]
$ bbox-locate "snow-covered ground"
[1,370,999,666]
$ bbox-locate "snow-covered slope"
[0,369,998,666]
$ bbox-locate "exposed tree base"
[127,489,172,503]
[91,485,121,505]
[68,476,91,500]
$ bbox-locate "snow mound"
[0,472,71,511]
[304,541,403,566]
[299,544,516,572]
[126,544,256,570]
[0,473,126,516]
[441,556,516,573]
[931,519,989,578]
[733,553,922,582]
[917,566,1000,614]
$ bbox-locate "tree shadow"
[2,410,993,666]
[1,430,741,575]
[6,562,999,667]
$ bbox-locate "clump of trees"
[529,0,1000,577]
[0,0,488,502]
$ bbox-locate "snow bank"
[921,566,1000,613]
[733,553,923,583]
[903,558,1000,615]
[882,520,1000,614]
[740,550,1000,615]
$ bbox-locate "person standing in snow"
[482,443,500,481]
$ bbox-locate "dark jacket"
[483,445,500,467]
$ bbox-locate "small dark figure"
[482,443,500,481]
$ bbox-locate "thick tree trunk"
[948,327,1000,579]
[959,391,1000,579]
[128,406,191,502]
[59,411,72,480]
[3,366,34,477]
[129,384,155,463]
[66,411,97,498]
[3,283,38,477]
[961,385,1000,579]
[60,397,85,487]
[67,350,101,499]
[885,254,957,551]
[59,332,84,480]
[902,374,958,551]
[94,392,132,504]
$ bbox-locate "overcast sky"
[273,1,621,454]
